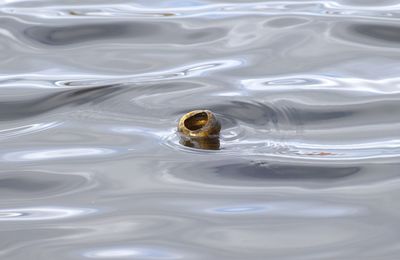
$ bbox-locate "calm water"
[1,0,400,259]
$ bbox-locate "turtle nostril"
[184,112,209,131]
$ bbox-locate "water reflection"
[337,22,400,47]
[2,147,116,162]
[0,207,95,221]
[84,246,181,259]
[24,21,224,46]
[25,23,159,45]
[214,162,360,180]
[0,122,61,139]
[0,170,95,199]
[209,201,365,217]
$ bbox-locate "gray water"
[1,0,400,259]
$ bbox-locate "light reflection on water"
[83,246,181,259]
[0,207,96,221]
[208,201,364,217]
[0,0,400,259]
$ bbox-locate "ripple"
[0,121,61,140]
[23,20,224,47]
[157,158,368,190]
[5,1,400,20]
[242,75,338,90]
[51,59,242,89]
[0,207,95,221]
[24,22,159,46]
[332,21,400,48]
[207,201,365,217]
[164,93,400,161]
[0,170,95,199]
[83,246,181,259]
[0,84,125,120]
[2,147,116,162]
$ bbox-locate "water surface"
[1,0,400,259]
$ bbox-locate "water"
[1,0,400,259]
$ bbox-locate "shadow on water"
[0,171,90,198]
[351,24,400,44]
[333,21,400,47]
[214,162,360,180]
[163,159,364,188]
[24,22,224,46]
[0,85,126,121]
[24,23,157,45]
